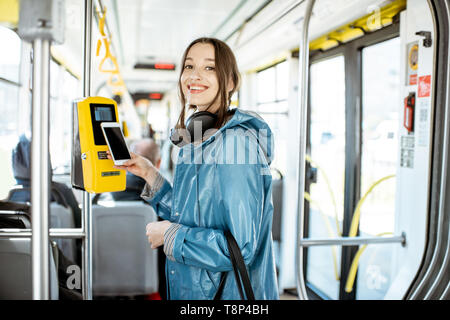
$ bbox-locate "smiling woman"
[113,36,279,300]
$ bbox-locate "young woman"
[111,37,279,300]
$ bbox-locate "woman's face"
[181,43,220,112]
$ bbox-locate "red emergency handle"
[404,93,415,132]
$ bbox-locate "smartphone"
[100,122,131,165]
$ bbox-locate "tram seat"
[271,169,283,242]
[92,201,159,297]
[49,202,76,263]
[0,203,59,300]
[7,187,77,262]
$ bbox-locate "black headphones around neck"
[170,109,236,147]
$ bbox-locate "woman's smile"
[188,83,209,94]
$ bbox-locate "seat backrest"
[50,203,76,263]
[271,177,284,242]
[0,239,59,300]
[6,189,78,263]
[0,201,60,300]
[92,201,158,296]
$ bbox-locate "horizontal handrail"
[299,233,406,247]
[0,210,28,214]
[0,228,85,239]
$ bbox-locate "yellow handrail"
[97,37,120,74]
[344,174,396,293]
[344,232,393,293]
[98,6,107,37]
[95,5,125,96]
[303,163,396,288]
[303,155,342,280]
[349,174,396,238]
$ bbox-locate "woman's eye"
[184,65,193,69]
[205,66,215,71]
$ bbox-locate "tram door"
[305,32,401,299]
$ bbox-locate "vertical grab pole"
[82,0,93,300]
[31,38,51,300]
[295,0,315,300]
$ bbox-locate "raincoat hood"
[190,108,274,167]
[221,109,274,166]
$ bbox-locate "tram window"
[257,66,276,104]
[307,55,346,300]
[50,60,59,99]
[256,60,288,112]
[0,26,22,199]
[0,26,21,83]
[0,82,20,199]
[276,61,288,100]
[357,37,400,299]
[255,61,289,174]
[49,62,80,174]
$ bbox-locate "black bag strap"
[214,230,255,300]
[214,271,227,300]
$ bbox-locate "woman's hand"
[146,220,172,249]
[106,151,159,185]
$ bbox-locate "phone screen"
[103,126,131,160]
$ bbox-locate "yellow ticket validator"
[71,96,126,193]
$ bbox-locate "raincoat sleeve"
[165,134,269,272]
[141,172,173,221]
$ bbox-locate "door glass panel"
[356,37,401,299]
[306,55,346,299]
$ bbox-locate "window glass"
[0,82,20,199]
[276,61,288,101]
[0,27,21,83]
[50,67,79,174]
[357,37,401,299]
[255,61,289,175]
[50,60,60,98]
[307,55,346,299]
[257,101,288,114]
[257,67,276,104]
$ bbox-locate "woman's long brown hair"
[175,37,240,129]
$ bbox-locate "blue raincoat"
[142,109,279,300]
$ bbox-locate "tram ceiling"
[114,0,392,92]
[230,0,394,71]
[59,0,396,94]
[108,0,254,94]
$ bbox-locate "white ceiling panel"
[110,0,246,93]
[56,0,390,95]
